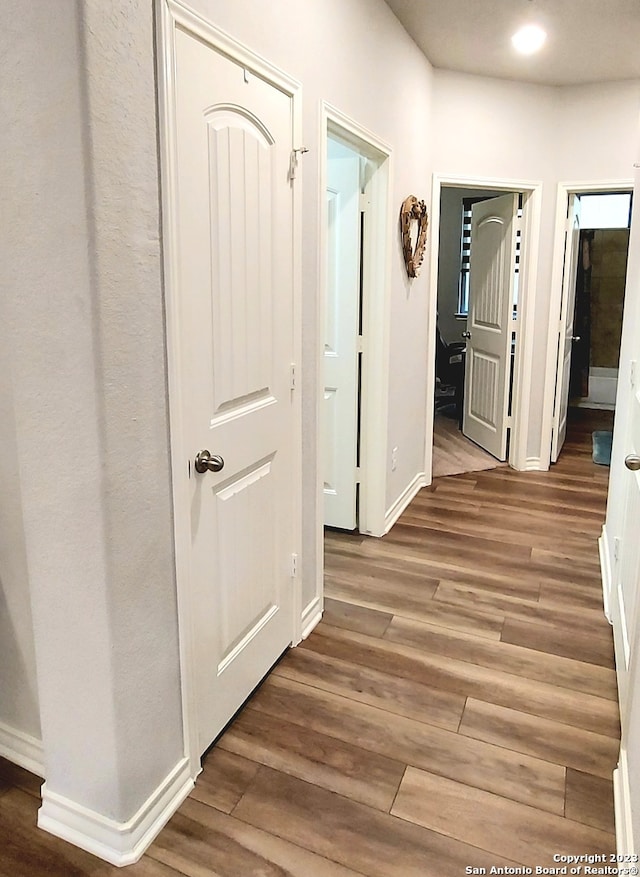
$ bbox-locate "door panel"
[174,28,295,754]
[323,139,360,530]
[614,386,640,713]
[551,194,581,462]
[463,194,518,461]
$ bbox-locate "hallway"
[0,411,618,874]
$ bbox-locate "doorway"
[543,182,633,467]
[427,176,543,479]
[570,196,631,412]
[319,106,392,539]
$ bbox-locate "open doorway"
[432,185,521,477]
[319,106,392,539]
[547,187,632,466]
[570,195,631,411]
[426,174,542,481]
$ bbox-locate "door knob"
[461,331,471,339]
[194,449,224,473]
[572,335,581,342]
[625,454,640,471]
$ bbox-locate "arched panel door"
[463,193,518,461]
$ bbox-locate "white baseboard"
[599,524,613,624]
[0,720,44,777]
[38,756,193,867]
[614,748,635,857]
[300,596,323,640]
[384,472,426,534]
[523,456,544,471]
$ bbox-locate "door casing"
[318,103,392,556]
[463,193,519,461]
[426,174,543,477]
[323,137,361,530]
[156,0,303,777]
[541,179,633,469]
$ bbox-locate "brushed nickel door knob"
[625,454,640,471]
[195,449,224,474]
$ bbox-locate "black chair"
[435,325,466,424]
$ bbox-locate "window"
[579,192,631,229]
[457,195,522,317]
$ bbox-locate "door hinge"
[290,363,296,390]
[291,553,298,577]
[355,466,362,483]
[359,193,371,212]
[631,359,637,388]
[356,335,364,354]
[614,536,621,563]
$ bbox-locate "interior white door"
[174,28,296,754]
[612,381,640,715]
[323,138,361,530]
[463,193,518,461]
[551,194,582,462]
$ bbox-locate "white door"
[614,390,640,714]
[463,193,518,461]
[551,194,581,462]
[173,28,296,753]
[323,139,361,530]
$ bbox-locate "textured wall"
[0,342,40,743]
[2,0,183,822]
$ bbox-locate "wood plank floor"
[0,408,619,875]
[432,409,505,478]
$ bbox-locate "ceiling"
[383,0,640,86]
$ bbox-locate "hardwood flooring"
[432,409,506,477]
[0,408,619,875]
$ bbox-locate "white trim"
[599,524,613,624]
[523,456,545,472]
[614,748,635,857]
[384,472,426,534]
[426,174,543,478]
[39,757,193,867]
[541,179,633,467]
[318,105,393,543]
[300,597,323,640]
[0,722,44,777]
[156,0,303,776]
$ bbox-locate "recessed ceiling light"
[512,24,547,55]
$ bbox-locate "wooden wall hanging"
[400,195,428,278]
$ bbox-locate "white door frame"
[540,178,633,468]
[318,102,393,568]
[426,174,543,478]
[156,0,303,777]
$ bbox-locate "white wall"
[193,0,434,604]
[0,344,40,749]
[3,0,184,824]
[431,72,639,461]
